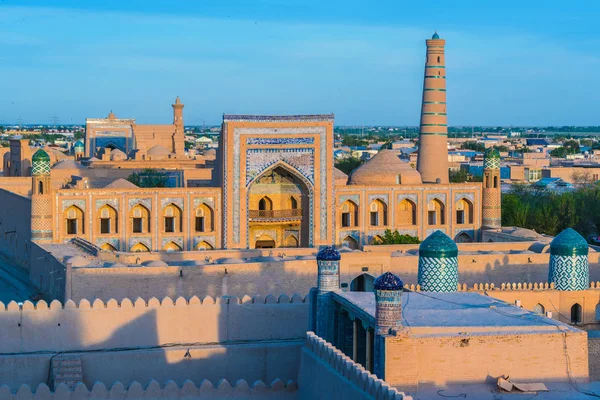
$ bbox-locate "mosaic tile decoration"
[129,237,151,250]
[192,197,215,209]
[161,236,184,249]
[32,160,50,176]
[230,126,328,245]
[193,236,215,249]
[548,254,589,291]
[339,194,360,206]
[368,194,389,205]
[397,194,418,205]
[62,199,86,212]
[128,198,152,211]
[96,238,120,249]
[338,230,360,242]
[426,193,446,205]
[317,260,340,292]
[418,256,459,292]
[245,149,315,186]
[453,192,475,204]
[95,198,119,211]
[246,137,315,145]
[160,197,184,210]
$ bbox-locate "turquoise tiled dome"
[74,140,84,149]
[316,246,341,261]
[418,231,459,292]
[419,230,458,258]
[483,148,501,169]
[432,32,440,39]
[31,149,51,176]
[550,228,588,256]
[374,272,404,291]
[549,228,589,291]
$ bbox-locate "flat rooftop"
[333,291,580,336]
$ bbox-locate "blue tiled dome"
[432,32,440,39]
[74,140,84,149]
[550,228,588,256]
[374,272,404,291]
[316,246,341,261]
[419,230,458,258]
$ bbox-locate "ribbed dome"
[110,149,127,161]
[550,228,588,256]
[419,230,458,258]
[374,272,404,291]
[483,148,501,169]
[432,32,440,39]
[349,150,421,185]
[32,149,50,162]
[316,246,341,261]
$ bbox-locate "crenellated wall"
[0,294,309,390]
[298,332,411,400]
[0,378,297,400]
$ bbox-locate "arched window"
[285,234,299,248]
[493,176,499,188]
[427,199,445,225]
[533,303,545,315]
[258,196,272,211]
[350,274,375,292]
[65,206,84,235]
[437,56,440,63]
[101,243,117,252]
[456,198,474,225]
[341,200,359,227]
[290,196,298,210]
[163,204,182,233]
[196,240,214,250]
[485,175,490,188]
[130,242,150,252]
[342,235,359,250]
[131,204,150,234]
[571,303,582,324]
[369,200,388,227]
[98,205,118,235]
[195,203,214,233]
[164,241,183,252]
[38,181,43,195]
[398,199,416,225]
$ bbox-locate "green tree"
[334,156,364,175]
[375,229,421,245]
[127,168,168,188]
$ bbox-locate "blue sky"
[1,0,599,126]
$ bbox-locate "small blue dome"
[74,140,84,149]
[432,32,440,39]
[316,246,341,261]
[550,228,588,256]
[374,272,404,291]
[419,230,458,258]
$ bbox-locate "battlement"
[299,332,411,400]
[3,378,297,399]
[0,293,308,312]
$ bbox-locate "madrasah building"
[1,32,497,253]
[0,32,599,400]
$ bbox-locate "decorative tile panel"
[96,238,120,249]
[397,194,418,204]
[128,198,152,211]
[368,194,389,205]
[95,198,119,211]
[161,236,184,249]
[246,137,314,145]
[454,192,475,204]
[193,236,215,248]
[549,255,589,291]
[193,197,215,209]
[161,198,184,210]
[418,256,459,292]
[129,237,151,249]
[338,195,360,206]
[245,149,315,186]
[62,199,86,212]
[426,193,446,205]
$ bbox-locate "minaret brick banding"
[417,32,449,184]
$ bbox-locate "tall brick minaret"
[482,148,501,229]
[416,32,449,184]
[172,96,185,155]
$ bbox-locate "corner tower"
[482,148,501,229]
[31,149,53,243]
[416,32,449,184]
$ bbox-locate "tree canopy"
[374,229,421,245]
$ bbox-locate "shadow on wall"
[0,295,307,393]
